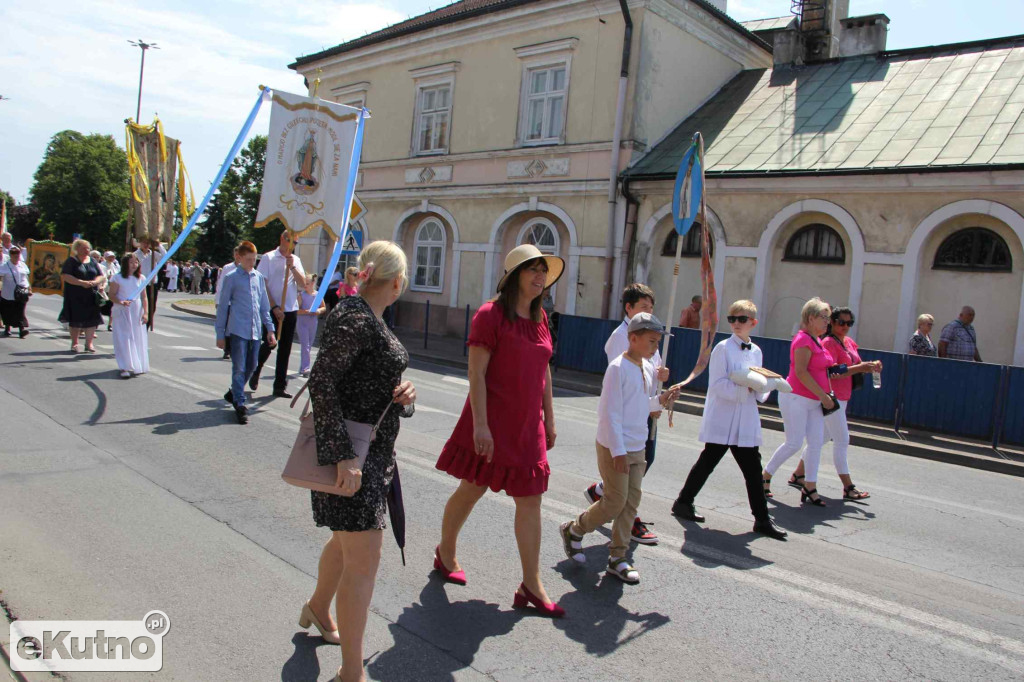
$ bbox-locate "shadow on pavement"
[674,521,774,570]
[369,574,523,679]
[766,496,876,535]
[280,631,329,682]
[103,405,238,435]
[179,356,227,363]
[552,545,670,656]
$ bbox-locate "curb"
[169,302,1024,479]
[170,302,216,320]
[406,349,1024,479]
[1,598,60,681]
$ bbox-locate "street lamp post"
[127,39,159,123]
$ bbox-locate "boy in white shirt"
[560,313,680,583]
[670,300,787,540]
[584,283,668,545]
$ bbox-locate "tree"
[236,135,284,254]
[10,204,42,242]
[0,189,14,218]
[194,167,244,265]
[29,130,128,249]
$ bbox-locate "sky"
[1,0,1023,204]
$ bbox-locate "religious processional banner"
[26,240,70,296]
[126,119,195,241]
[254,91,363,239]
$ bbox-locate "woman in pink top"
[762,298,836,506]
[337,267,360,298]
[788,307,881,500]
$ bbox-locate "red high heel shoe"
[433,546,467,585]
[512,583,565,618]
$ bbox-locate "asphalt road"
[2,292,1024,681]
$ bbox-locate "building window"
[412,219,445,291]
[662,225,713,258]
[413,84,451,155]
[784,224,846,263]
[521,66,567,144]
[933,228,1012,272]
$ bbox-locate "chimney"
[773,0,851,66]
[838,14,890,57]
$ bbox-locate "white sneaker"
[120,370,131,379]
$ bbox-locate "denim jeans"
[229,334,261,407]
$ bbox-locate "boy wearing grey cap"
[560,313,680,583]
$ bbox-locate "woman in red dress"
[434,244,566,617]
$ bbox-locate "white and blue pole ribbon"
[130,87,272,299]
[307,107,368,311]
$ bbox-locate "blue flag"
[671,135,703,237]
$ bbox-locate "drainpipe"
[601,0,633,320]
[621,174,641,288]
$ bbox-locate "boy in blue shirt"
[215,241,277,424]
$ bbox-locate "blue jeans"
[229,334,261,407]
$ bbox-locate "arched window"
[784,224,845,263]
[520,220,559,254]
[412,219,445,291]
[933,227,1012,272]
[662,224,713,257]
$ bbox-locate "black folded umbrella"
[386,460,406,566]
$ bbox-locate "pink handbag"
[282,382,392,496]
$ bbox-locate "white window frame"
[331,81,370,110]
[409,62,459,157]
[514,39,577,147]
[516,217,560,298]
[411,217,446,293]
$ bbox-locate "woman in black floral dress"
[301,241,416,682]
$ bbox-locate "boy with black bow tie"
[671,300,788,540]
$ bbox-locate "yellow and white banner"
[255,91,363,237]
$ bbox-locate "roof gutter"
[624,162,1024,182]
[601,0,633,320]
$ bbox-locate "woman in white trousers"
[762,298,835,506]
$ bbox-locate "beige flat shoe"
[299,601,340,644]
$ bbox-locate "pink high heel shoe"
[512,583,565,618]
[433,546,467,585]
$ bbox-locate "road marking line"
[417,404,462,419]
[442,376,469,387]
[149,329,187,338]
[167,345,210,351]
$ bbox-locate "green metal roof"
[626,35,1024,179]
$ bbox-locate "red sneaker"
[584,483,602,504]
[631,517,658,545]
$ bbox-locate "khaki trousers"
[572,443,646,559]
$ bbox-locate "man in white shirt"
[133,238,166,331]
[585,283,668,545]
[671,300,787,540]
[1,232,13,262]
[251,230,306,398]
[165,261,179,292]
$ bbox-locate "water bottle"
[872,370,881,389]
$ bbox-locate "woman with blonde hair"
[909,314,937,356]
[762,297,836,506]
[61,239,107,353]
[433,244,566,618]
[302,241,417,682]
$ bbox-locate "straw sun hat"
[496,244,565,293]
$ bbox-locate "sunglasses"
[727,315,750,324]
[834,319,855,327]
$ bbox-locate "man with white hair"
[938,306,982,363]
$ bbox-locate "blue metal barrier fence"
[552,314,1022,447]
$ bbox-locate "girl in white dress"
[108,253,150,378]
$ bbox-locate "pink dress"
[436,302,552,496]
[786,330,834,400]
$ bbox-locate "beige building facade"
[290,0,771,333]
[290,0,1024,366]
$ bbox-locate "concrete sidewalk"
[170,301,1024,477]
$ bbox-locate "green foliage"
[10,204,42,241]
[0,189,14,217]
[29,131,129,250]
[236,135,284,254]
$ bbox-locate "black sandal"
[800,484,826,507]
[787,474,805,490]
[762,477,773,499]
[843,484,870,500]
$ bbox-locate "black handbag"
[821,391,841,416]
[851,373,865,391]
[8,264,31,303]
